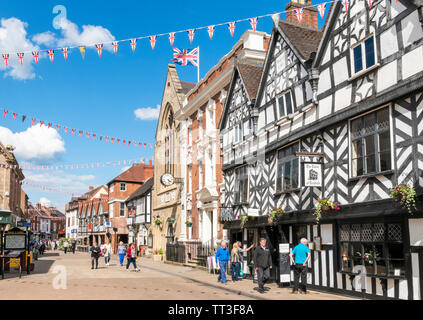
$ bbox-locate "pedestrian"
[290,238,311,294]
[33,240,39,261]
[103,242,112,266]
[63,240,69,254]
[253,238,273,294]
[117,241,126,266]
[71,240,76,254]
[230,243,241,283]
[126,243,140,272]
[39,241,45,255]
[215,240,230,284]
[90,242,101,269]
[237,241,254,279]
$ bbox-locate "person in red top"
[126,243,140,272]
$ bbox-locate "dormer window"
[351,35,377,75]
[277,91,294,119]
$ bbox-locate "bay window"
[350,107,391,177]
[276,142,300,192]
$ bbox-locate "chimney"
[36,203,42,210]
[285,0,318,29]
[89,186,94,191]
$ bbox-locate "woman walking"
[103,242,112,266]
[117,241,126,266]
[231,243,241,283]
[126,243,140,272]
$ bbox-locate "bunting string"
[0,107,154,149]
[1,1,337,65]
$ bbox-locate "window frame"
[120,183,126,192]
[234,165,249,205]
[276,90,295,120]
[275,141,301,193]
[348,105,392,179]
[350,34,378,77]
[119,202,125,217]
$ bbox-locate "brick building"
[175,30,269,259]
[107,163,154,253]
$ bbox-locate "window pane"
[278,96,285,118]
[366,155,376,174]
[291,158,299,189]
[377,108,389,130]
[283,161,291,190]
[364,113,376,134]
[365,37,375,69]
[354,44,363,73]
[378,131,390,152]
[386,243,405,276]
[285,92,293,115]
[365,135,375,156]
[379,151,391,171]
[276,162,283,192]
[351,118,363,138]
[352,140,362,159]
[341,243,352,272]
[352,158,364,177]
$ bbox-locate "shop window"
[350,107,391,177]
[276,142,300,192]
[339,222,405,277]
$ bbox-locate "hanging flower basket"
[155,219,162,226]
[391,184,417,214]
[268,208,286,225]
[185,221,192,227]
[314,198,340,223]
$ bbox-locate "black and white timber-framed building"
[220,0,423,300]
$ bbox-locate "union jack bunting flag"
[342,0,350,13]
[367,0,372,8]
[32,51,39,64]
[187,29,195,44]
[249,18,258,32]
[17,52,24,65]
[48,49,54,63]
[112,41,119,54]
[169,33,175,46]
[62,48,69,60]
[295,8,304,23]
[318,3,326,19]
[228,22,236,37]
[150,36,156,50]
[96,44,103,57]
[171,47,199,67]
[2,54,9,67]
[207,25,215,40]
[130,39,137,52]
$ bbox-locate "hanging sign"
[303,162,323,187]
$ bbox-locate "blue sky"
[0,0,330,210]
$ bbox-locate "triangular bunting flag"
[228,22,236,37]
[2,54,9,67]
[17,52,24,65]
[188,29,195,44]
[48,49,54,63]
[367,0,372,8]
[32,51,39,64]
[294,8,304,23]
[149,36,156,50]
[169,33,175,46]
[32,118,36,126]
[342,0,350,13]
[3,110,7,118]
[207,26,215,40]
[112,41,119,54]
[12,113,17,120]
[22,115,26,122]
[318,3,326,19]
[79,46,86,59]
[249,18,258,32]
[96,44,103,58]
[62,47,69,60]
[130,39,137,52]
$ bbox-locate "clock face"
[161,174,174,186]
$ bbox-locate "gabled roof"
[126,177,154,202]
[238,63,264,100]
[107,164,154,186]
[278,20,323,61]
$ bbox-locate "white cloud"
[32,31,56,46]
[0,17,40,80]
[39,197,51,207]
[134,105,160,120]
[0,125,65,162]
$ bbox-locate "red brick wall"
[285,3,318,29]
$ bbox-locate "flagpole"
[197,46,200,83]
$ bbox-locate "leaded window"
[350,107,391,177]
[234,165,248,204]
[276,142,300,192]
[339,222,405,277]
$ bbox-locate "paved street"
[0,250,355,300]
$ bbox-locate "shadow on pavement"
[2,257,56,280]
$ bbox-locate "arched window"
[164,107,175,175]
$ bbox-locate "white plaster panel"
[409,218,423,246]
[334,84,352,112]
[318,95,332,119]
[377,60,397,92]
[304,106,316,126]
[317,67,331,95]
[412,252,421,300]
[333,57,349,87]
[402,46,423,80]
[391,0,407,19]
[401,11,423,48]
[380,24,398,59]
[294,85,304,107]
[266,105,275,124]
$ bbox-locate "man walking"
[90,242,101,269]
[290,238,311,294]
[253,238,273,294]
[63,240,69,254]
[215,240,230,284]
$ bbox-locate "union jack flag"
[112,41,119,54]
[249,18,258,32]
[367,0,372,8]
[2,54,9,67]
[171,47,199,67]
[150,36,156,50]
[96,44,103,58]
[318,3,326,19]
[48,49,54,63]
[62,48,69,60]
[228,22,236,37]
[32,51,39,64]
[17,52,24,65]
[187,29,195,44]
[295,8,304,24]
[342,0,350,13]
[207,25,215,40]
[169,33,175,46]
[130,39,137,52]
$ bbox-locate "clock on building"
[161,173,174,186]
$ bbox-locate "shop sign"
[303,162,323,187]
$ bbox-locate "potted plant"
[268,208,286,225]
[185,221,192,227]
[314,198,340,223]
[391,184,417,214]
[153,249,163,262]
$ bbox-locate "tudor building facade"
[221,0,423,300]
